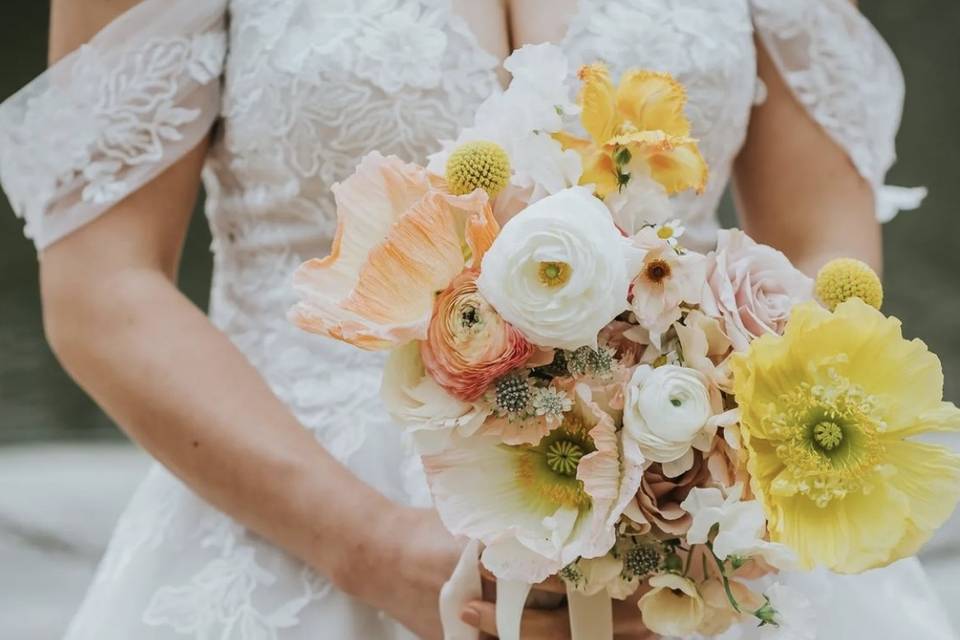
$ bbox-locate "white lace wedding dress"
[0,0,953,638]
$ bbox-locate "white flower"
[654,219,686,247]
[629,228,707,347]
[422,384,643,583]
[354,2,447,92]
[681,485,797,570]
[603,174,675,235]
[622,364,719,476]
[427,44,582,202]
[477,187,638,350]
[381,342,489,454]
[760,583,815,640]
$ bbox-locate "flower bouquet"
[289,44,960,640]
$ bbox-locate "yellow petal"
[580,150,620,199]
[615,70,691,137]
[613,131,708,195]
[881,440,960,560]
[553,132,620,199]
[774,485,910,573]
[577,63,620,145]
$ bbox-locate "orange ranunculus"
[289,152,499,350]
[556,64,707,198]
[421,270,534,402]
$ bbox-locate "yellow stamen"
[538,261,571,287]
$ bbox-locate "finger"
[462,600,572,639]
[482,573,496,602]
[533,575,567,594]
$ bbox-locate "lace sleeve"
[750,0,927,222]
[0,0,228,251]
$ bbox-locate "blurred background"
[1,2,958,638]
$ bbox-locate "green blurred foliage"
[0,3,957,442]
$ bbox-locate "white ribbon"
[567,583,614,640]
[495,580,534,640]
[439,540,483,640]
[439,542,615,640]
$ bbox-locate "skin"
[41,1,879,639]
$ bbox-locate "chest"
[213,0,757,224]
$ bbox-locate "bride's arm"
[733,40,882,277]
[40,3,460,637]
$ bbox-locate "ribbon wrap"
[439,542,615,640]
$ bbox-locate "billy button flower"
[814,257,883,310]
[445,140,511,198]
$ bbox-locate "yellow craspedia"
[815,258,883,310]
[731,299,960,573]
[445,141,511,198]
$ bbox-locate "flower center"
[764,368,886,507]
[538,261,571,288]
[546,440,584,477]
[644,259,671,284]
[514,414,595,509]
[812,421,843,451]
[657,226,675,240]
[459,304,481,329]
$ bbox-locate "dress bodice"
[201,0,758,466]
[207,0,756,259]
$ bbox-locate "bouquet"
[288,44,960,639]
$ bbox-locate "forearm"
[42,265,395,593]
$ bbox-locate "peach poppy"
[289,152,499,350]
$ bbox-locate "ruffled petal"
[576,63,619,145]
[290,153,495,350]
[611,131,708,195]
[615,70,691,137]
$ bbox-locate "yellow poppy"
[731,299,960,573]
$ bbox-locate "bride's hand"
[460,575,655,640]
[354,506,464,640]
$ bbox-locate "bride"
[1,0,954,638]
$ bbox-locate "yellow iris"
[731,299,960,573]
[554,64,708,198]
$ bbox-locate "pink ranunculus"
[701,230,813,352]
[629,228,706,347]
[421,270,534,402]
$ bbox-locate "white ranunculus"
[477,187,637,350]
[623,364,717,476]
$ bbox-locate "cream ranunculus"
[477,186,638,350]
[623,365,719,477]
[638,574,705,637]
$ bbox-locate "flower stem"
[706,543,741,613]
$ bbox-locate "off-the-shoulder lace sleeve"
[750,0,927,222]
[0,0,228,251]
